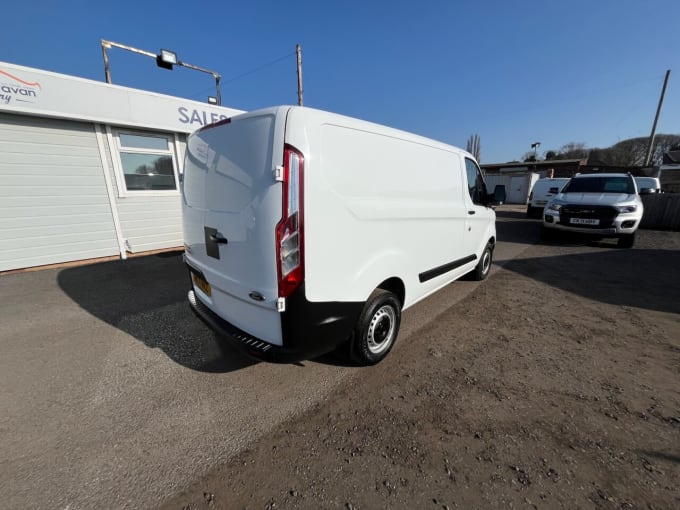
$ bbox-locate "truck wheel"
[352,289,401,365]
[618,233,635,248]
[471,243,493,281]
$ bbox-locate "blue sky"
[1,0,678,162]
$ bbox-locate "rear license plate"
[570,218,599,225]
[192,272,212,296]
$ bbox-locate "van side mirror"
[639,187,654,195]
[489,184,506,206]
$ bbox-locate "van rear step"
[188,290,273,354]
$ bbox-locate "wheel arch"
[376,277,405,309]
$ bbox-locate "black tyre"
[471,242,493,281]
[352,289,401,365]
[617,233,635,248]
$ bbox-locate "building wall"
[98,126,186,253]
[484,173,538,204]
[0,112,119,271]
[0,61,244,271]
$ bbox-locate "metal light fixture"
[157,49,178,70]
[101,39,222,105]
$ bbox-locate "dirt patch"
[161,230,680,510]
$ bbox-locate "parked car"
[526,178,570,218]
[634,176,661,194]
[541,173,643,248]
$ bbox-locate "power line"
[222,51,296,85]
[188,51,296,99]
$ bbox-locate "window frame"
[107,127,181,198]
[464,157,488,206]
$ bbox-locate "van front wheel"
[471,243,493,281]
[352,290,401,365]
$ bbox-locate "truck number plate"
[192,272,212,296]
[569,218,599,225]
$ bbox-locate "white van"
[526,178,570,217]
[634,176,661,194]
[182,106,505,364]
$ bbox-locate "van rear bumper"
[187,284,363,363]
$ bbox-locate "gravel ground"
[161,225,680,510]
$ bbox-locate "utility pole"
[296,44,304,106]
[645,69,671,167]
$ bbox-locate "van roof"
[217,105,473,160]
[573,173,631,178]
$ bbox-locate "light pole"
[531,142,541,160]
[100,39,222,105]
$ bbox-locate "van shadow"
[496,214,540,245]
[57,251,256,373]
[501,247,680,315]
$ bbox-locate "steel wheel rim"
[367,305,396,355]
[481,249,491,275]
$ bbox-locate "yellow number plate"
[192,273,212,296]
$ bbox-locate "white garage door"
[508,175,529,204]
[0,113,118,271]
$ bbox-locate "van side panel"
[285,109,470,308]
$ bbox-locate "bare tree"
[466,134,481,162]
[588,135,680,166]
[558,142,589,159]
[531,142,589,161]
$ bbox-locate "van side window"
[465,158,486,205]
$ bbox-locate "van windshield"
[563,176,634,194]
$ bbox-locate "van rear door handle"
[210,233,229,244]
[468,210,476,215]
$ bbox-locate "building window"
[112,130,179,195]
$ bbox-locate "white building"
[0,61,243,272]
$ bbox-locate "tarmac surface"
[0,205,533,509]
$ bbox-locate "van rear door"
[182,109,287,345]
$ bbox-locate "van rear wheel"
[352,289,401,365]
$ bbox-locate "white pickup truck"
[541,173,643,248]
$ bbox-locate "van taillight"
[276,145,304,298]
